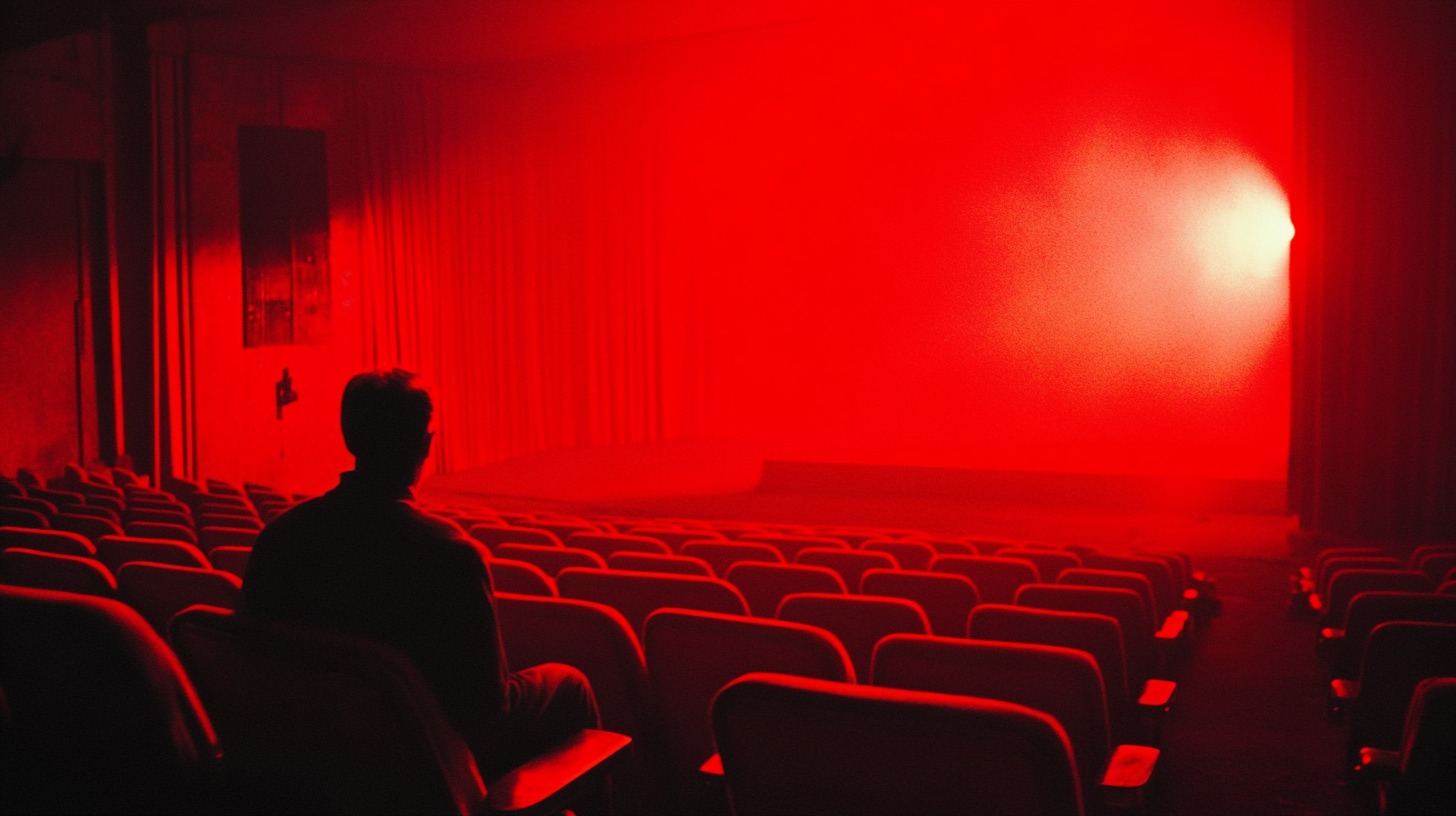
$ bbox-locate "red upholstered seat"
[606,551,714,577]
[556,567,748,636]
[486,559,558,597]
[116,562,242,635]
[1,526,95,558]
[1,548,118,598]
[644,610,853,812]
[565,532,673,558]
[860,568,981,638]
[95,534,210,573]
[680,541,784,578]
[777,592,931,681]
[725,562,846,618]
[931,554,1040,604]
[794,547,899,594]
[712,672,1084,816]
[494,544,607,576]
[170,606,629,816]
[872,634,1155,809]
[0,585,217,814]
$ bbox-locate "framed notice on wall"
[239,125,330,347]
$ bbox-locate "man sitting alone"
[242,368,598,779]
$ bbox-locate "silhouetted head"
[340,369,433,487]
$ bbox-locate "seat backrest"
[516,519,602,543]
[4,495,58,517]
[644,610,853,811]
[1081,555,1177,622]
[795,547,898,593]
[197,525,259,554]
[1016,583,1153,690]
[58,502,121,525]
[1317,556,1403,597]
[197,513,262,531]
[996,548,1082,583]
[169,606,486,816]
[96,534,210,572]
[566,532,673,558]
[1390,676,1456,816]
[127,508,195,529]
[859,568,981,638]
[931,554,1040,605]
[625,527,727,551]
[1350,622,1456,759]
[861,540,936,572]
[209,545,252,579]
[1,547,118,597]
[968,603,1131,721]
[872,633,1110,801]
[607,551,714,577]
[713,671,1083,816]
[681,541,784,578]
[485,559,558,597]
[1336,591,1456,677]
[493,544,606,576]
[123,520,199,545]
[737,533,850,562]
[777,592,931,681]
[1,525,95,557]
[1326,570,1435,625]
[0,507,49,528]
[116,562,242,635]
[1414,552,1456,584]
[557,567,748,636]
[495,594,651,740]
[49,512,123,542]
[725,562,847,617]
[1057,569,1158,636]
[469,524,562,550]
[0,585,216,814]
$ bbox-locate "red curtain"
[1289,0,1456,541]
[335,67,670,474]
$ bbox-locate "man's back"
[241,471,508,757]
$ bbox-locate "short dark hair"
[340,369,433,463]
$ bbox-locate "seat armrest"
[1100,744,1160,814]
[1354,747,1400,782]
[1327,678,1359,719]
[1330,678,1359,702]
[486,729,631,815]
[1102,744,1159,788]
[1138,679,1176,710]
[1155,610,1188,642]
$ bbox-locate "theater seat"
[1356,676,1456,816]
[0,585,218,814]
[0,526,95,557]
[725,562,846,617]
[557,568,748,636]
[777,593,930,681]
[860,568,981,638]
[872,634,1158,812]
[712,672,1084,816]
[169,606,630,816]
[643,609,854,813]
[116,562,243,635]
[1,548,118,598]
